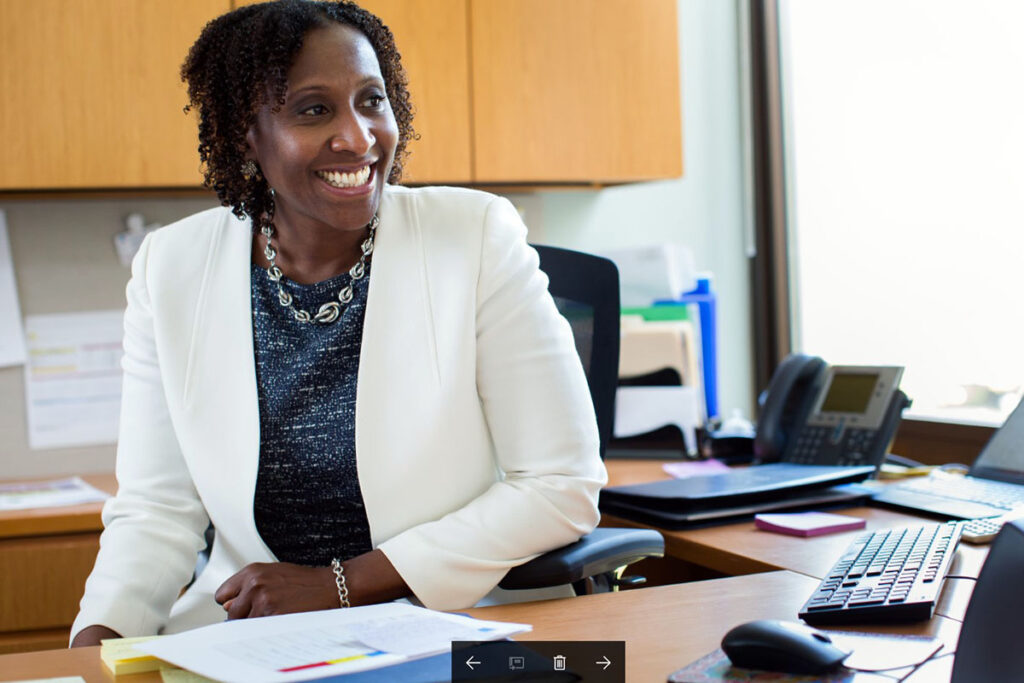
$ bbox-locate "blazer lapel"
[179,214,272,561]
[356,189,442,542]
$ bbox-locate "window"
[778,0,1024,425]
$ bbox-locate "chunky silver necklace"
[259,214,377,325]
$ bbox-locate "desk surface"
[603,459,988,583]
[0,473,114,539]
[0,570,964,683]
[0,461,982,680]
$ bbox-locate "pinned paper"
[24,310,124,449]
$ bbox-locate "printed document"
[24,310,124,449]
[138,602,530,683]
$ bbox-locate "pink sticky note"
[754,511,866,537]
[662,458,731,479]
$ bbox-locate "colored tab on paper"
[279,650,388,672]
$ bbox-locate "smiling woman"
[69,0,606,648]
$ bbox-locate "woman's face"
[246,23,398,237]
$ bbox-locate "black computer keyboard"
[798,521,965,625]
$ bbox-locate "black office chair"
[499,245,664,596]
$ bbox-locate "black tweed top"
[250,262,374,567]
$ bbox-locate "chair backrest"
[533,244,620,460]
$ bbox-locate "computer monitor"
[951,518,1024,682]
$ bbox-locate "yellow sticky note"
[100,635,175,676]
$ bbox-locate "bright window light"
[780,0,1024,425]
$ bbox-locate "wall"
[532,0,754,424]
[0,197,221,479]
[0,0,752,480]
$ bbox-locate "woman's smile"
[316,165,372,190]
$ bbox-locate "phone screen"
[820,373,878,414]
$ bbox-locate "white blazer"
[72,186,606,640]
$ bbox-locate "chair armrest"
[498,527,664,590]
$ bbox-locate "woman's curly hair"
[181,0,414,224]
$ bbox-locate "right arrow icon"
[596,655,612,670]
[466,656,481,671]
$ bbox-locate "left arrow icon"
[466,656,481,670]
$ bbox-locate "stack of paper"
[0,477,109,512]
[100,636,175,676]
[137,602,531,683]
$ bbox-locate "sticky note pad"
[663,458,730,479]
[754,511,866,537]
[100,635,176,676]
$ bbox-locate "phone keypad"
[788,426,828,464]
[787,427,876,466]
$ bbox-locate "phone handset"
[753,354,827,463]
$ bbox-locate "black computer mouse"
[721,619,850,675]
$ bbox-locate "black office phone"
[753,354,909,469]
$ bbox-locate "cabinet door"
[0,0,228,189]
[360,0,472,184]
[0,533,100,634]
[470,0,683,183]
[234,0,473,184]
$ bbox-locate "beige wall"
[0,197,219,479]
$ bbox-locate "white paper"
[24,310,124,450]
[0,210,27,368]
[0,476,109,511]
[829,630,941,671]
[594,244,697,307]
[614,385,700,455]
[138,603,530,683]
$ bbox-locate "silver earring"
[241,160,260,180]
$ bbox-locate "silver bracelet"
[331,558,351,608]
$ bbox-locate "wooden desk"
[603,459,987,621]
[0,474,116,654]
[0,570,965,683]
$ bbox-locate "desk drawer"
[0,533,99,633]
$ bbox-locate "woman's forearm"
[344,548,411,606]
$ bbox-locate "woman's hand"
[215,550,411,619]
[215,562,338,619]
[71,624,122,647]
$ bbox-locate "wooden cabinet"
[0,0,227,190]
[359,0,473,184]
[470,0,683,183]
[0,475,114,654]
[1,0,681,190]
[373,0,682,184]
